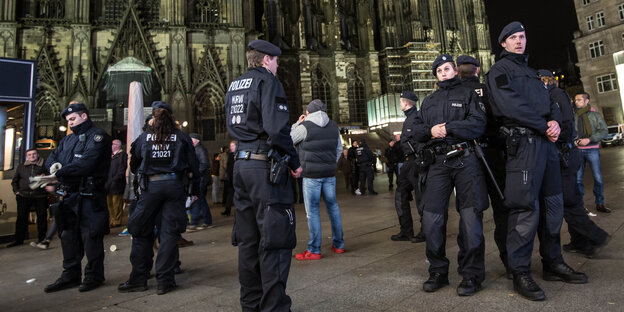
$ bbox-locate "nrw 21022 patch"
[94,134,103,142]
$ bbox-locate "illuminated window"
[589,40,605,58]
[596,73,618,93]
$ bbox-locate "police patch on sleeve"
[276,97,288,112]
[94,134,103,142]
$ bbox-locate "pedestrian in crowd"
[291,99,344,260]
[219,145,230,205]
[347,140,359,194]
[105,139,127,228]
[8,148,49,248]
[225,39,302,311]
[44,102,112,293]
[220,141,235,216]
[390,91,425,244]
[337,149,351,191]
[187,133,212,231]
[538,71,611,258]
[384,139,399,190]
[457,54,509,277]
[574,92,610,213]
[355,139,377,195]
[415,55,488,296]
[118,101,200,295]
[211,153,220,205]
[485,22,587,301]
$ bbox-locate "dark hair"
[150,108,176,144]
[213,153,219,158]
[457,64,477,78]
[576,92,590,100]
[26,148,38,154]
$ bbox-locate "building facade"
[573,0,624,124]
[0,0,492,144]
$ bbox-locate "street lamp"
[182,121,188,127]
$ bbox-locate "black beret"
[189,133,201,140]
[307,99,326,113]
[248,39,282,57]
[400,90,418,102]
[498,21,525,43]
[61,102,89,119]
[151,101,172,112]
[432,54,454,75]
[537,69,554,78]
[456,55,480,67]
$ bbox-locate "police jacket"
[355,143,374,165]
[485,50,562,134]
[460,76,498,138]
[225,66,301,170]
[129,128,200,195]
[400,106,420,157]
[46,119,112,188]
[548,85,575,144]
[412,77,486,145]
[12,157,48,198]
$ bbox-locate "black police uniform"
[126,126,200,291]
[414,76,488,286]
[393,105,423,240]
[384,143,401,188]
[347,144,360,193]
[485,50,565,276]
[45,118,112,291]
[544,82,609,254]
[225,63,301,310]
[356,141,376,195]
[459,75,509,270]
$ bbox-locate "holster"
[268,149,290,185]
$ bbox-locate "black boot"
[411,231,425,243]
[44,277,81,293]
[118,280,148,293]
[513,273,546,301]
[457,278,482,296]
[543,263,588,284]
[423,272,449,292]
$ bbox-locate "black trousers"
[393,160,422,237]
[58,191,108,283]
[421,153,488,282]
[482,145,508,268]
[359,164,375,194]
[233,159,295,312]
[387,163,399,187]
[560,147,609,250]
[127,180,186,286]
[350,164,359,192]
[14,195,48,243]
[505,136,564,273]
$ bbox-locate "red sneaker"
[331,246,345,254]
[295,250,322,260]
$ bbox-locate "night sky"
[484,0,580,82]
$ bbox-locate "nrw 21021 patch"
[94,134,103,142]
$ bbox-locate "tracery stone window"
[38,0,64,19]
[311,66,332,119]
[347,66,366,124]
[192,0,221,24]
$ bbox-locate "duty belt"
[500,126,535,137]
[433,141,471,155]
[148,173,182,182]
[236,151,269,161]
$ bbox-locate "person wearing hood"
[8,148,49,248]
[43,102,112,293]
[413,54,488,296]
[485,22,587,301]
[291,99,344,260]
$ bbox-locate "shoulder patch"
[495,74,509,88]
[94,134,103,142]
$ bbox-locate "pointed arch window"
[311,66,332,119]
[347,66,366,124]
[191,0,221,24]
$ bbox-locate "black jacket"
[105,150,127,194]
[485,50,562,134]
[355,143,374,165]
[413,77,486,145]
[548,85,576,143]
[194,142,211,179]
[12,157,48,198]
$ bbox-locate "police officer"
[457,55,509,277]
[415,54,488,296]
[225,39,302,312]
[390,91,425,243]
[44,102,112,293]
[118,101,200,295]
[347,140,360,194]
[485,22,587,301]
[537,70,610,257]
[356,139,377,195]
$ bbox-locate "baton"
[472,140,504,200]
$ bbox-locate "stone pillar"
[1,0,16,21]
[69,0,90,23]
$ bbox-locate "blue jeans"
[190,177,212,225]
[577,148,604,205]
[302,177,344,254]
